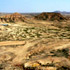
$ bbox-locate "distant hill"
[0,13,8,16]
[0,12,26,23]
[54,11,70,14]
[34,12,67,21]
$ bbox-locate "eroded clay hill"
[0,13,26,22]
[35,12,67,21]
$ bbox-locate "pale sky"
[0,0,70,13]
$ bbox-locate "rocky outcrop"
[0,13,26,23]
[35,12,67,21]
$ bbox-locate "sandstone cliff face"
[35,12,67,21]
[0,13,26,22]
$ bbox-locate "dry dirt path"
[0,41,25,46]
[0,40,70,66]
[0,40,41,65]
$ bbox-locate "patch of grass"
[50,48,69,58]
[57,66,70,70]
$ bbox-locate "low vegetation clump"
[0,22,70,41]
[50,48,69,58]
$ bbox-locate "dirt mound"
[35,12,67,21]
[0,12,26,22]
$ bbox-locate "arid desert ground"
[0,12,70,70]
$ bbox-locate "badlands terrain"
[0,12,70,70]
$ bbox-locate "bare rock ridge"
[0,12,67,23]
[35,12,67,21]
[0,12,26,22]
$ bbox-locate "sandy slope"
[0,41,25,46]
